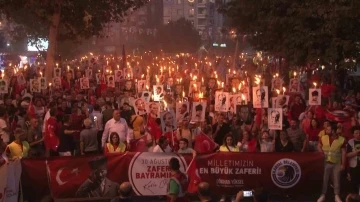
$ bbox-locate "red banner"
[21,152,324,200]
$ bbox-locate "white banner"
[128,152,187,196]
[5,160,22,202]
[0,161,8,202]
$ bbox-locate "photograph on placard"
[39,77,47,89]
[166,77,174,88]
[107,75,115,88]
[30,78,41,93]
[191,102,206,122]
[54,68,61,78]
[217,92,230,112]
[174,84,183,96]
[124,68,133,80]
[268,108,283,130]
[0,80,8,94]
[141,91,151,103]
[137,80,146,93]
[252,86,269,108]
[17,74,26,85]
[147,102,160,119]
[188,81,201,97]
[215,91,229,112]
[161,110,177,133]
[80,77,90,89]
[95,73,101,84]
[53,77,62,89]
[276,95,289,108]
[271,78,284,91]
[176,102,190,123]
[133,98,147,116]
[153,85,164,101]
[207,78,217,89]
[229,94,243,113]
[309,89,321,106]
[230,77,240,90]
[239,83,250,102]
[133,66,143,79]
[85,69,93,79]
[236,105,252,123]
[289,78,300,92]
[124,80,133,91]
[114,70,123,82]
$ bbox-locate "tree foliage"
[156,18,201,53]
[220,0,360,66]
[0,0,148,42]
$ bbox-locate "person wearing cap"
[167,157,189,202]
[80,118,99,155]
[110,182,133,202]
[76,156,119,198]
[6,128,29,160]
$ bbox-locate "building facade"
[163,0,228,41]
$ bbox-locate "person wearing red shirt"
[289,95,306,121]
[307,118,322,151]
[44,108,60,157]
[301,111,313,134]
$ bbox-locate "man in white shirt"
[152,136,172,152]
[101,110,131,148]
[0,107,9,144]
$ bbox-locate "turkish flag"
[129,134,150,152]
[163,131,179,152]
[186,159,201,194]
[27,101,36,119]
[193,132,218,154]
[147,116,162,141]
[47,156,93,198]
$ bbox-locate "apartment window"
[177,9,183,15]
[164,8,171,16]
[189,8,195,16]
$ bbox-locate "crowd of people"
[0,53,360,202]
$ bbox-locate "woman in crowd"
[307,118,322,151]
[104,132,126,153]
[257,130,274,152]
[237,130,257,152]
[219,134,239,152]
[275,130,294,152]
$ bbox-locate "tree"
[219,0,360,67]
[0,0,148,83]
[156,18,201,53]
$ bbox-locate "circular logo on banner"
[271,158,301,188]
[128,152,187,196]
